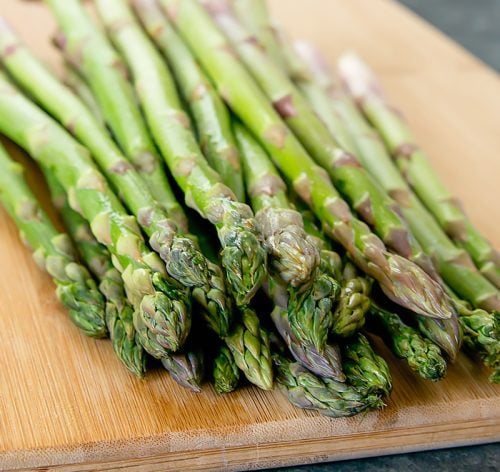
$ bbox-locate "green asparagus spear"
[0,142,106,338]
[86,0,266,306]
[341,333,392,398]
[234,121,319,288]
[0,72,190,354]
[0,17,233,336]
[206,1,436,279]
[369,304,447,381]
[45,171,146,376]
[132,0,244,201]
[160,0,454,321]
[224,306,273,390]
[273,353,383,417]
[338,53,500,290]
[213,344,240,393]
[161,345,205,392]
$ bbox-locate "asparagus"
[273,353,383,417]
[270,305,345,382]
[0,17,233,336]
[341,333,393,398]
[290,44,500,314]
[161,345,205,392]
[338,53,500,290]
[213,344,240,393]
[369,304,447,381]
[206,1,436,278]
[0,142,106,338]
[132,0,244,202]
[87,0,266,307]
[45,172,146,376]
[161,0,454,321]
[224,306,273,390]
[0,72,190,354]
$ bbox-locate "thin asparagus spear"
[224,306,273,390]
[338,53,500,290]
[206,1,436,280]
[0,142,106,338]
[62,62,106,128]
[213,344,240,393]
[160,0,454,321]
[273,353,383,417]
[0,72,189,354]
[0,17,233,336]
[368,303,447,381]
[132,0,244,201]
[45,171,146,376]
[341,333,392,398]
[87,0,266,307]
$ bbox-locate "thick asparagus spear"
[86,0,266,307]
[132,0,244,202]
[0,143,106,338]
[224,306,273,390]
[213,344,240,393]
[270,305,345,382]
[273,353,383,417]
[161,345,205,392]
[338,53,500,290]
[0,18,233,336]
[45,171,146,376]
[206,1,435,277]
[160,0,454,321]
[0,72,190,354]
[341,333,393,398]
[368,304,447,381]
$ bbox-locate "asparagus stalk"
[224,306,273,390]
[0,17,234,336]
[0,142,107,338]
[270,305,345,382]
[0,72,190,354]
[132,0,244,202]
[87,0,266,307]
[161,345,205,392]
[273,353,383,417]
[341,333,393,398]
[44,171,146,376]
[160,0,454,321]
[213,344,240,393]
[368,303,447,381]
[206,1,436,279]
[338,53,500,290]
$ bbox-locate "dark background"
[268,1,500,470]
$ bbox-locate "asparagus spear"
[224,306,273,390]
[0,18,234,336]
[206,1,436,278]
[161,345,205,392]
[338,53,500,290]
[273,353,383,417]
[0,72,190,354]
[0,142,106,338]
[86,0,266,307]
[213,344,240,393]
[160,0,454,321]
[368,303,447,381]
[132,0,244,202]
[270,305,345,382]
[45,171,146,376]
[341,333,393,398]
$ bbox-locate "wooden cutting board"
[1,0,499,470]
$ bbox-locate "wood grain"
[0,0,499,470]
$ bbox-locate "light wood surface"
[1,0,499,470]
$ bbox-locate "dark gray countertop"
[267,1,500,470]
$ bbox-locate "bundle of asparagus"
[0,0,498,420]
